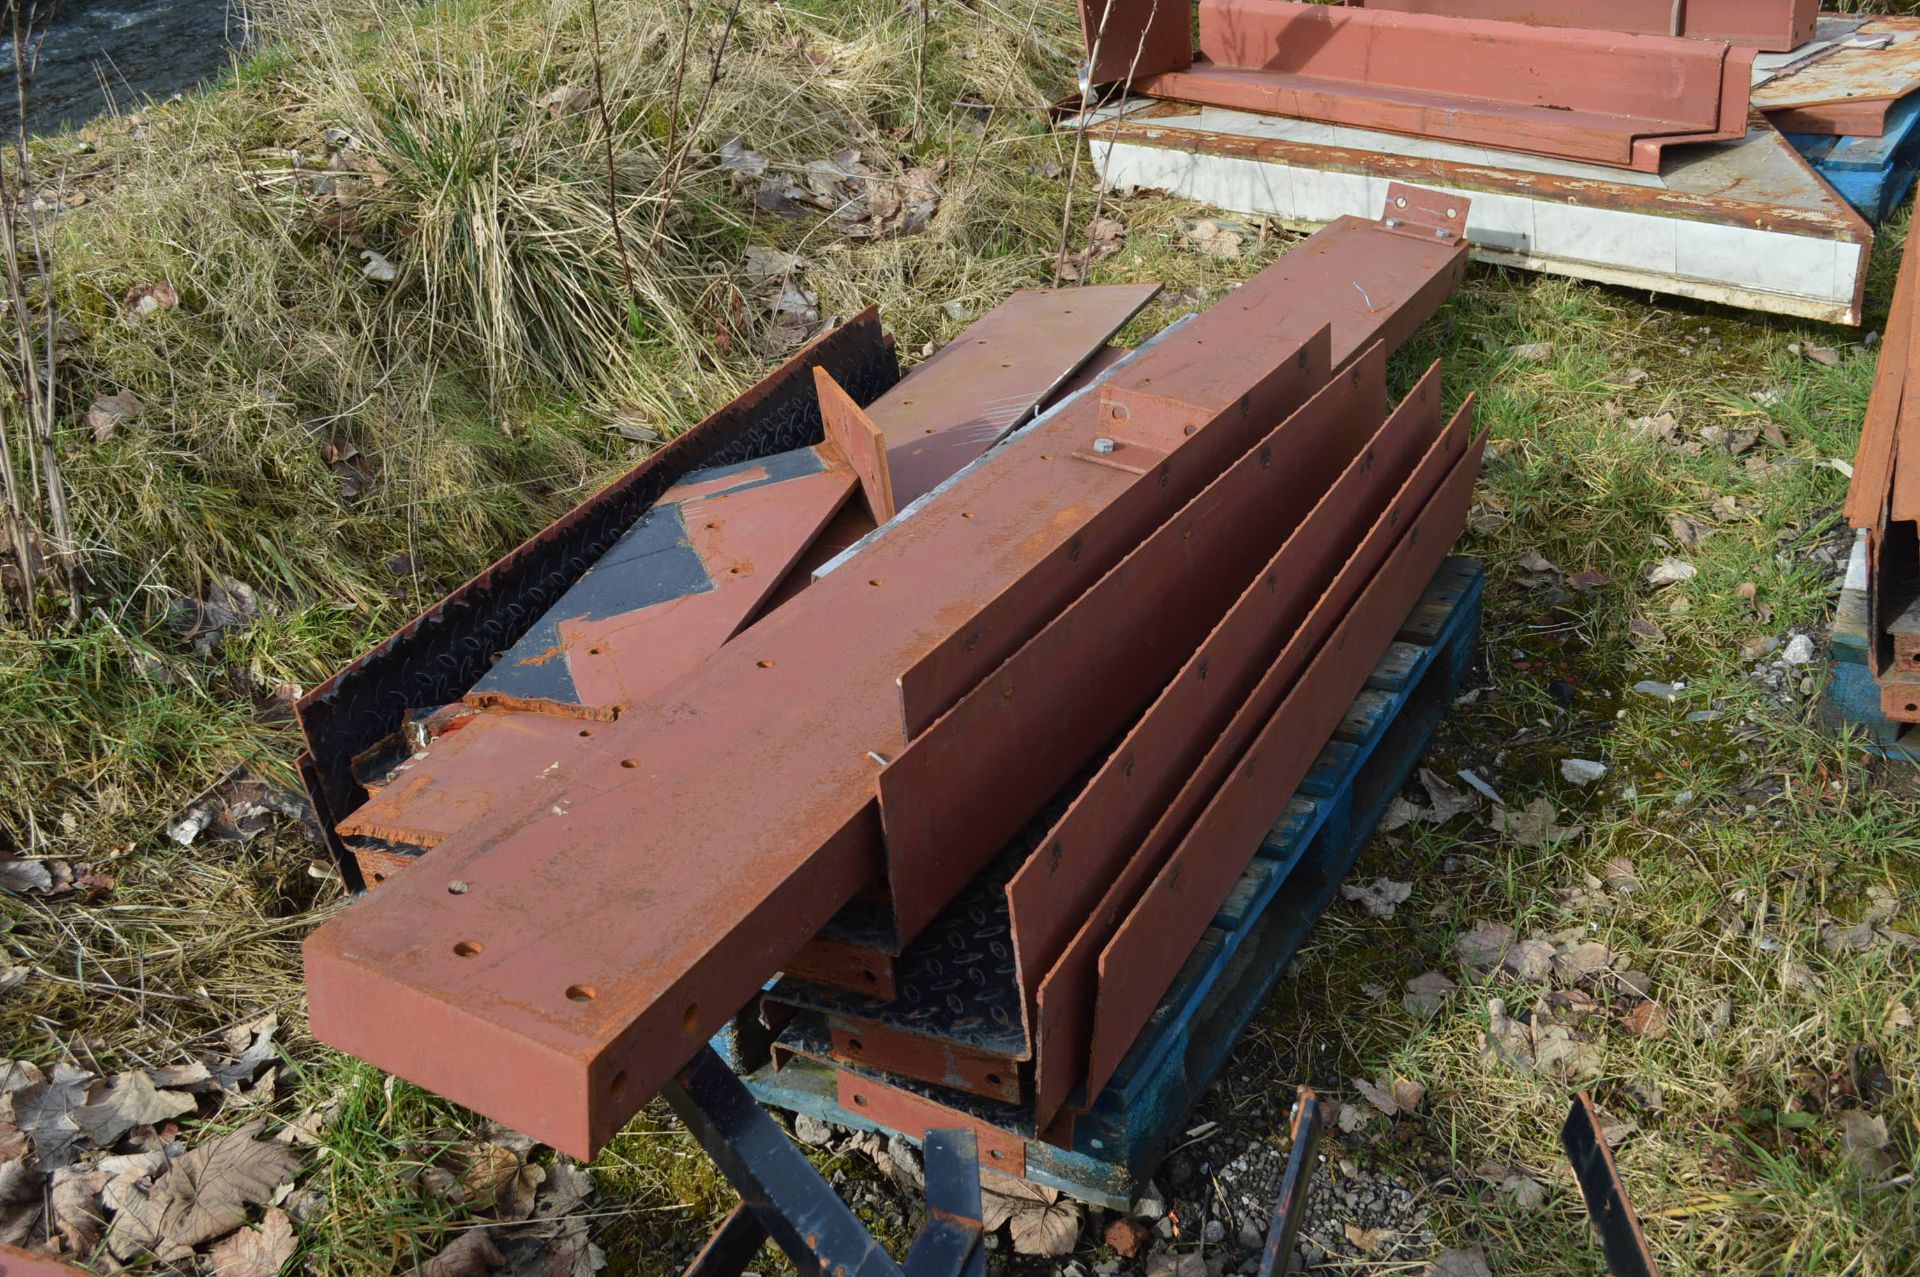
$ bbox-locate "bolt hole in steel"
[757,659,776,669]
[705,522,719,530]
[566,985,598,1002]
[620,758,637,769]
[372,874,387,884]
[609,1071,628,1099]
[988,1149,1004,1160]
[682,1003,699,1034]
[961,511,974,519]
[453,940,483,958]
[986,1072,1002,1085]
[447,880,470,895]
[578,729,592,738]
[847,1037,864,1052]
[861,970,878,985]
[869,579,884,588]
[852,1093,869,1108]
[588,645,606,656]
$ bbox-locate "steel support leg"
[664,1046,983,1277]
[1256,1087,1326,1277]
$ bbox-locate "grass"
[0,0,1915,1274]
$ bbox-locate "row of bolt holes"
[443,429,1061,1055]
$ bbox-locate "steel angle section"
[893,328,1333,744]
[1011,359,1442,1058]
[1029,372,1464,1128]
[1844,235,1914,529]
[1142,1,1750,173]
[1079,0,1194,87]
[1082,419,1486,1102]
[1359,0,1817,53]
[876,345,1389,959]
[1562,1093,1660,1277]
[895,205,1471,740]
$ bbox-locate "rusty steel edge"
[878,346,1387,935]
[781,349,1398,1100]
[1010,357,1439,1088]
[1080,419,1487,1105]
[1031,387,1474,1128]
[1357,0,1817,53]
[293,311,900,890]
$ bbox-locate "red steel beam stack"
[1078,0,1754,174]
[1846,235,1920,722]
[299,188,1482,1164]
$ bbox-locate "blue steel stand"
[664,1046,986,1277]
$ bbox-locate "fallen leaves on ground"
[206,1206,295,1277]
[1425,1247,1492,1277]
[1403,971,1456,1018]
[1489,798,1580,849]
[1354,1075,1425,1118]
[122,281,179,316]
[1341,877,1412,919]
[1645,556,1697,588]
[730,142,943,241]
[106,1121,301,1262]
[1177,217,1247,259]
[419,1226,506,1277]
[1482,997,1603,1080]
[86,390,143,443]
[1454,920,1514,971]
[165,771,313,849]
[0,855,75,897]
[980,1171,1082,1255]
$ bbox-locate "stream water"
[3,0,247,135]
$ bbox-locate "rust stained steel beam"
[894,194,1470,741]
[296,311,899,890]
[1078,414,1486,1109]
[1017,359,1449,1123]
[1079,0,1196,87]
[1358,0,1817,53]
[839,1072,1031,1177]
[865,284,1162,507]
[329,291,1156,866]
[1134,0,1753,173]
[302,205,1467,1160]
[875,343,1391,990]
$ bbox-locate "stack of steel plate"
[294,186,1484,1169]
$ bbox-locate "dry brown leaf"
[1341,877,1412,919]
[1403,971,1456,1018]
[85,391,142,444]
[106,1120,301,1261]
[1552,942,1614,980]
[1454,920,1514,970]
[1490,798,1579,849]
[418,1226,506,1277]
[72,1071,197,1148]
[1624,1003,1670,1039]
[1344,1222,1395,1251]
[122,282,179,316]
[1418,768,1478,823]
[206,1206,295,1277]
[13,1064,94,1168]
[1426,1247,1493,1277]
[1007,1191,1081,1255]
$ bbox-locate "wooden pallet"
[719,557,1484,1209]
[1785,92,1920,226]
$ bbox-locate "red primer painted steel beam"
[1763,98,1897,139]
[1031,382,1475,1128]
[303,209,1465,1159]
[1358,0,1818,53]
[1136,1,1752,172]
[1080,415,1486,1108]
[837,1072,1033,1175]
[1012,359,1444,1116]
[875,345,1389,981]
[894,202,1470,740]
[1079,0,1195,87]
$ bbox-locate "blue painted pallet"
[1819,540,1920,762]
[1786,92,1920,226]
[723,556,1484,1209]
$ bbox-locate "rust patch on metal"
[1359,0,1816,52]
